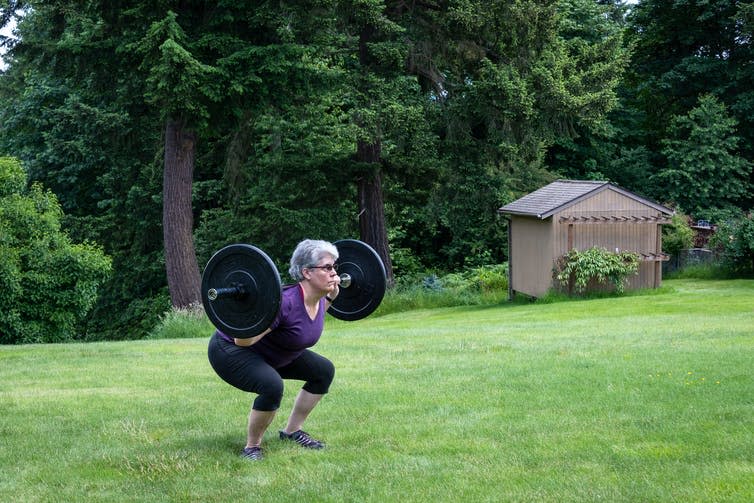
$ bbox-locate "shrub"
[663,213,694,256]
[709,212,754,275]
[473,263,509,291]
[0,157,112,343]
[555,247,640,295]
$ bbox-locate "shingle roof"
[498,180,673,219]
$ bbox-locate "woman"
[207,239,340,461]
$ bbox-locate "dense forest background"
[1,0,752,341]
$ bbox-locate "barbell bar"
[207,273,350,302]
[201,239,386,339]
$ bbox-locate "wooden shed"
[498,180,674,298]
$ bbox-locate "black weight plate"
[329,239,386,321]
[201,244,281,338]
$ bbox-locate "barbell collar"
[207,285,247,301]
[339,273,352,289]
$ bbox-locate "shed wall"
[509,215,555,297]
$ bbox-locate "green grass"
[1,278,753,502]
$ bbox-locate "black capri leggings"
[207,332,335,411]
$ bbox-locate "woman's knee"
[253,379,284,411]
[321,357,335,386]
[305,357,335,395]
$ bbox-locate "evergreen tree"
[655,94,752,217]
[623,0,754,209]
[544,0,633,183]
[421,0,630,265]
[0,1,169,338]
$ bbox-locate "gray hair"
[288,239,339,281]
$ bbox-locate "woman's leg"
[277,350,334,440]
[208,333,285,449]
[247,409,277,448]
[283,389,323,434]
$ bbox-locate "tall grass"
[1,278,752,502]
[149,304,215,340]
[375,263,510,316]
[665,263,737,280]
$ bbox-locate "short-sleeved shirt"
[218,284,326,369]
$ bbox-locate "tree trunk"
[356,140,394,285]
[163,116,201,308]
[354,20,394,286]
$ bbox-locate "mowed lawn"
[1,279,752,502]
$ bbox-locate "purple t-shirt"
[248,284,326,368]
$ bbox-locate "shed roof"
[498,180,673,219]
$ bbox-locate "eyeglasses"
[308,263,338,272]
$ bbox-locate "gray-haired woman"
[207,239,341,461]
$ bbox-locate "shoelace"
[290,430,324,449]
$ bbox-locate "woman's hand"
[328,274,341,301]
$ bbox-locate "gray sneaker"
[240,446,264,461]
[279,429,325,449]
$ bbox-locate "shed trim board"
[559,215,672,224]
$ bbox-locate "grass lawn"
[1,278,753,502]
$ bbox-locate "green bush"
[663,213,694,257]
[555,247,640,294]
[0,157,112,343]
[709,212,754,275]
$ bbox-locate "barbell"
[201,239,387,339]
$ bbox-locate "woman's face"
[305,253,339,293]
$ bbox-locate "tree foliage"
[618,0,754,211]
[410,0,630,266]
[0,157,111,343]
[662,213,695,258]
[655,94,752,217]
[710,213,754,275]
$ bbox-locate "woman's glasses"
[309,263,338,272]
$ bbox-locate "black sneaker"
[240,446,264,461]
[279,429,325,449]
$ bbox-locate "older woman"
[207,239,341,461]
